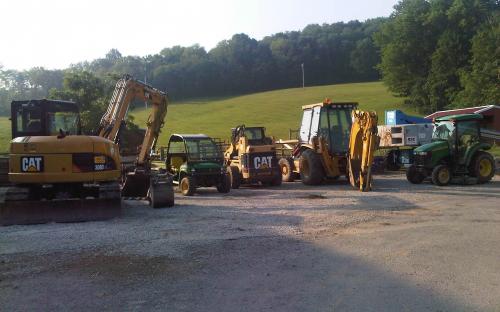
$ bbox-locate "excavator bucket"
[348,110,379,191]
[0,183,121,226]
[121,170,175,208]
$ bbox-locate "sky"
[0,0,398,70]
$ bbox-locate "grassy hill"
[132,81,412,145]
[0,81,413,153]
[1,81,498,156]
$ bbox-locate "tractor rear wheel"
[228,166,241,189]
[279,158,294,182]
[470,151,495,184]
[299,149,325,185]
[217,174,231,193]
[406,165,425,184]
[180,176,196,196]
[431,164,451,186]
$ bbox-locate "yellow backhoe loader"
[0,75,173,225]
[278,99,379,191]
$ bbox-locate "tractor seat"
[170,155,186,172]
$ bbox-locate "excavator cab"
[11,99,81,138]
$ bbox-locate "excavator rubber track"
[0,182,121,226]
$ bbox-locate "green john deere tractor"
[406,114,496,186]
[165,134,231,196]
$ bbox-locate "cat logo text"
[21,156,44,172]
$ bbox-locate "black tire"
[217,174,231,193]
[406,165,425,184]
[279,158,294,182]
[299,149,325,185]
[227,166,241,189]
[431,164,451,186]
[270,170,283,186]
[469,151,495,184]
[179,176,196,196]
[385,150,401,171]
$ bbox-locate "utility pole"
[144,62,148,109]
[301,63,305,88]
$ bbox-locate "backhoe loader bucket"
[0,183,121,226]
[348,110,379,191]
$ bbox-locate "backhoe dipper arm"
[348,110,379,191]
[98,75,168,166]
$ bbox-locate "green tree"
[456,14,500,106]
[49,71,112,132]
[375,0,498,112]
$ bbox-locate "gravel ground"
[1,174,499,311]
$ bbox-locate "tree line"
[0,18,383,118]
[0,0,498,121]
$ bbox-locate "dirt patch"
[0,251,200,283]
[297,194,327,199]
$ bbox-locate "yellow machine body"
[224,125,282,188]
[8,135,120,184]
[278,100,379,191]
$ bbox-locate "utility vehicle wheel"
[279,158,294,182]
[180,176,196,196]
[406,165,425,184]
[431,165,451,186]
[470,151,495,184]
[228,166,241,189]
[217,174,231,193]
[299,149,325,185]
[149,182,175,208]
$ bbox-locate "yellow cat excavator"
[97,74,174,207]
[278,99,379,191]
[0,75,173,225]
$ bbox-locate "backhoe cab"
[279,100,378,191]
[406,114,495,186]
[224,125,282,188]
[165,134,231,196]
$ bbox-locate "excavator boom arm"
[98,75,168,165]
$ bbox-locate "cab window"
[16,106,42,133]
[457,121,479,148]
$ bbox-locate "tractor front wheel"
[406,165,425,184]
[470,151,495,184]
[431,164,451,186]
[299,149,325,185]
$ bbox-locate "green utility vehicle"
[165,134,231,196]
[406,114,495,186]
